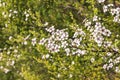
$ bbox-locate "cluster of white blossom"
[103,55,120,73]
[103,3,120,23]
[39,26,69,53]
[1,6,30,22]
[85,16,111,46]
[84,14,120,72]
[0,0,120,78]
[24,10,30,21]
[39,26,86,56]
[0,0,5,7]
[103,62,113,70]
[0,46,21,74]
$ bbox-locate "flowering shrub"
[0,0,120,80]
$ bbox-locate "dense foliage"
[0,0,120,80]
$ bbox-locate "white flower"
[93,15,98,21]
[95,22,102,28]
[2,12,5,15]
[91,58,95,63]
[2,2,5,6]
[5,24,8,27]
[0,66,3,69]
[115,67,120,73]
[45,54,50,59]
[31,38,36,46]
[113,16,119,22]
[61,41,68,48]
[72,51,76,55]
[110,9,116,15]
[100,27,106,34]
[108,4,114,7]
[57,73,60,78]
[45,26,55,33]
[108,59,113,63]
[106,52,112,56]
[44,22,48,26]
[103,64,107,69]
[4,68,10,73]
[71,61,75,65]
[105,30,111,36]
[69,74,73,78]
[7,51,10,55]
[4,47,7,50]
[42,55,45,59]
[72,38,81,47]
[97,0,105,3]
[114,57,120,64]
[103,5,108,13]
[14,49,18,53]
[26,14,29,17]
[73,29,85,38]
[116,8,120,15]
[85,21,91,27]
[104,41,112,47]
[11,60,15,66]
[81,50,86,55]
[8,13,12,17]
[65,48,70,56]
[13,10,18,14]
[9,46,13,49]
[108,63,113,69]
[94,36,104,44]
[23,41,27,45]
[112,47,119,52]
[9,36,12,40]
[39,38,46,45]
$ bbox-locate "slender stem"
[113,0,116,7]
